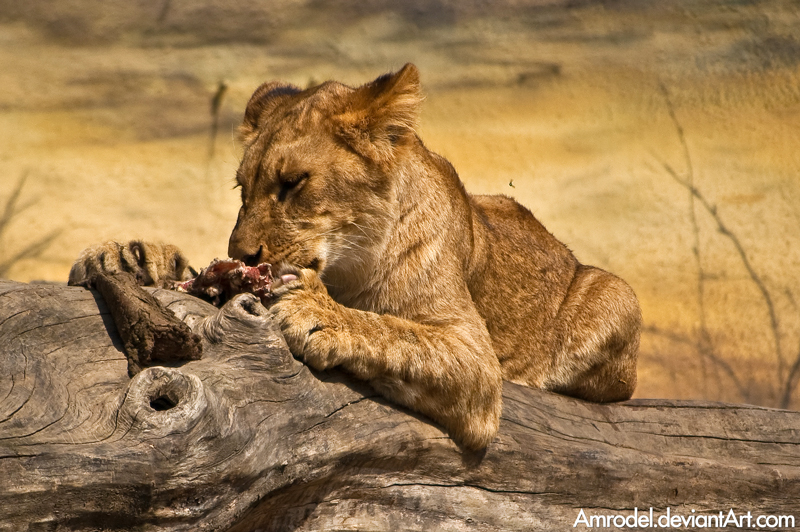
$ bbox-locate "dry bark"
[0,279,798,531]
[88,271,202,376]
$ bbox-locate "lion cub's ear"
[239,82,302,144]
[335,63,423,163]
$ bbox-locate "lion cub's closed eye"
[276,172,309,201]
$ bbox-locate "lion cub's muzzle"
[228,241,265,267]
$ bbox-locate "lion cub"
[71,64,640,450]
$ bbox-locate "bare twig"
[0,173,62,278]
[207,80,228,162]
[0,172,35,240]
[658,82,786,406]
[658,83,695,184]
[157,0,172,23]
[0,230,62,278]
[644,325,750,402]
[204,81,229,203]
[780,289,800,408]
[783,341,800,409]
[662,164,783,386]
[658,82,711,392]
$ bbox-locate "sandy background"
[1,0,799,407]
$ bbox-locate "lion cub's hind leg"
[545,265,641,402]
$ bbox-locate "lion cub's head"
[228,64,423,286]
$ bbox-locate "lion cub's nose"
[228,228,267,264]
[241,249,263,267]
[232,245,264,267]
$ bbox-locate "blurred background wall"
[1,0,799,407]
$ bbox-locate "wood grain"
[0,279,797,531]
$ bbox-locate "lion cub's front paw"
[267,268,346,371]
[69,240,191,288]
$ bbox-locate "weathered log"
[0,279,798,531]
[87,270,202,376]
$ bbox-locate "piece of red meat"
[173,259,273,307]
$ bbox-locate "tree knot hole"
[147,381,184,412]
[150,394,178,411]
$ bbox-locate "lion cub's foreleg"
[268,268,503,450]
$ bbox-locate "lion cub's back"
[466,194,579,372]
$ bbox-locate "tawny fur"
[69,240,191,288]
[71,64,640,450]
